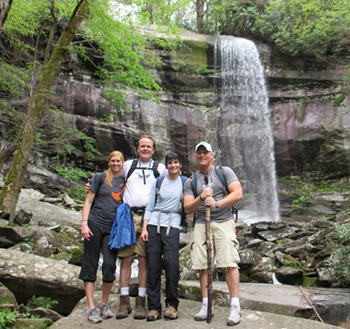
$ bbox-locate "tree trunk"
[196,0,206,34]
[0,0,13,29]
[0,0,89,222]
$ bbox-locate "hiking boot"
[99,303,114,319]
[194,304,208,321]
[164,305,178,320]
[116,295,132,319]
[133,296,147,319]
[87,308,103,324]
[146,310,161,322]
[227,304,241,326]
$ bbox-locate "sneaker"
[146,310,161,322]
[134,296,147,320]
[164,305,178,320]
[87,308,103,324]
[227,304,241,326]
[194,304,207,321]
[100,304,114,319]
[116,295,132,319]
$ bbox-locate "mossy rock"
[302,276,318,287]
[68,247,84,266]
[13,318,53,329]
[0,282,17,306]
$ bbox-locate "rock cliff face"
[2,31,349,180]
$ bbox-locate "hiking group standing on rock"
[80,135,243,326]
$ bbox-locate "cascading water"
[214,36,280,223]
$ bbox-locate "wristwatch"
[215,201,220,208]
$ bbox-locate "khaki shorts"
[192,219,240,270]
[117,214,146,258]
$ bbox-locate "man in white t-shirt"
[116,135,166,320]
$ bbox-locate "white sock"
[120,287,129,296]
[231,297,240,307]
[202,297,208,306]
[138,287,147,297]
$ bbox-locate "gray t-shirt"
[89,173,125,228]
[184,166,238,223]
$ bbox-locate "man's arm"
[205,180,243,209]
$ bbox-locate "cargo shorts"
[191,219,240,270]
[117,213,146,258]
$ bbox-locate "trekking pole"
[204,176,213,323]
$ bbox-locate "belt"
[131,207,145,216]
[153,209,181,236]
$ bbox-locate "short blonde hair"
[138,134,155,150]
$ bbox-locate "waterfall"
[214,36,280,223]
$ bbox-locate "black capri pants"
[79,220,117,283]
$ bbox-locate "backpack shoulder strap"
[154,176,164,205]
[126,159,138,181]
[156,176,164,190]
[152,160,160,178]
[215,166,228,193]
[91,172,105,209]
[95,172,106,195]
[181,176,187,189]
[215,166,239,222]
[190,173,198,198]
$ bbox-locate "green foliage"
[278,176,313,205]
[0,60,30,98]
[0,296,58,328]
[333,94,346,107]
[5,0,51,37]
[256,0,350,58]
[0,100,25,139]
[118,0,193,28]
[54,164,89,183]
[1,0,173,115]
[278,175,350,205]
[200,0,261,36]
[0,308,17,328]
[99,113,120,123]
[75,1,168,105]
[37,110,102,161]
[283,255,304,270]
[29,295,59,310]
[328,223,350,287]
[64,186,86,203]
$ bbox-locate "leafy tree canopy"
[0,0,183,106]
[256,0,350,58]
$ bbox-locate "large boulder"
[0,248,85,314]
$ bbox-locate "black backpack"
[155,176,188,232]
[190,166,238,224]
[126,159,160,183]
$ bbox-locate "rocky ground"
[1,179,350,328]
[51,293,342,329]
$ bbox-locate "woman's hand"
[141,227,148,242]
[81,221,93,241]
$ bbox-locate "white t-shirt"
[122,159,167,208]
